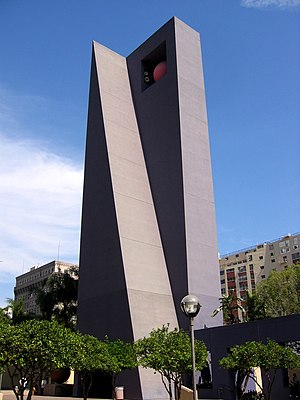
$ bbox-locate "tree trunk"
[160,374,172,400]
[25,383,34,400]
[169,379,172,400]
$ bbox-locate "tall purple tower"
[77,17,221,399]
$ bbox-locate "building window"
[249,264,254,270]
[292,252,300,263]
[220,270,225,275]
[270,252,274,256]
[280,248,286,254]
[271,259,275,263]
[221,288,226,295]
[220,279,225,284]
[260,265,264,269]
[259,256,264,260]
[261,275,266,279]
[248,255,253,261]
[294,245,299,250]
[239,284,248,291]
[227,277,236,282]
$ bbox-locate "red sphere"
[153,61,167,82]
[50,368,71,384]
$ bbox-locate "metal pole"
[190,317,197,400]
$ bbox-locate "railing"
[220,232,300,258]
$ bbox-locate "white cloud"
[0,133,83,304]
[241,0,300,8]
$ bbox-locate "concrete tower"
[77,17,221,399]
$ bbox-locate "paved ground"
[0,391,109,400]
[0,389,221,400]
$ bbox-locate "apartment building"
[219,232,300,300]
[14,260,78,315]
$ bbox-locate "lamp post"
[181,294,201,400]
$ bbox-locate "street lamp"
[181,294,201,400]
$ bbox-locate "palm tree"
[211,294,245,324]
[3,298,31,324]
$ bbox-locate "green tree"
[0,321,9,373]
[69,332,110,400]
[0,306,11,324]
[220,340,300,400]
[135,325,208,400]
[3,298,31,324]
[211,294,245,324]
[0,320,75,400]
[35,266,78,328]
[243,291,266,322]
[105,337,137,397]
[255,264,300,318]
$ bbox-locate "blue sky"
[0,0,299,306]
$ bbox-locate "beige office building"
[219,232,300,300]
[14,260,78,315]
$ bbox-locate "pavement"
[0,391,110,400]
[0,390,223,400]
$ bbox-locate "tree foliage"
[105,337,137,397]
[0,307,11,325]
[69,332,111,400]
[0,321,9,373]
[255,264,300,318]
[220,340,300,400]
[35,266,78,328]
[2,298,32,325]
[211,294,245,324]
[243,291,267,322]
[0,311,137,400]
[0,320,75,400]
[135,325,208,400]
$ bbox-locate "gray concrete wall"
[127,17,221,330]
[174,18,220,330]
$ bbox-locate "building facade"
[14,260,78,315]
[219,232,300,300]
[77,17,221,399]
